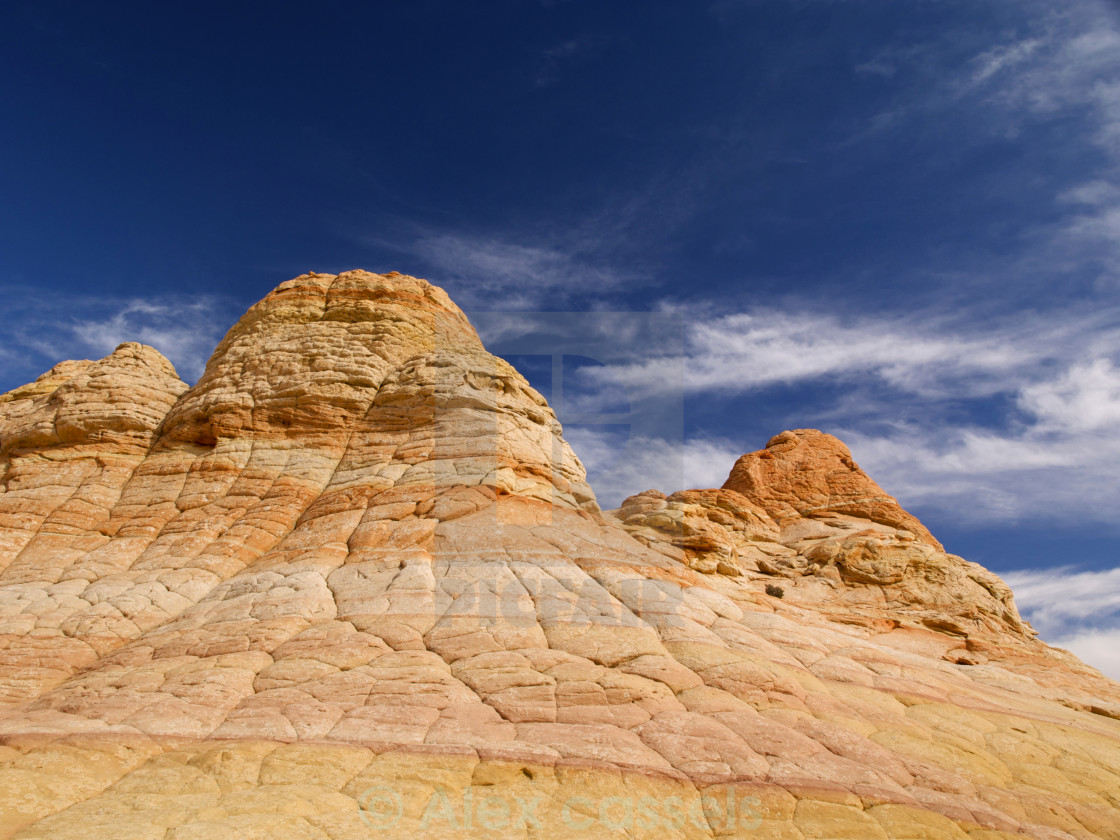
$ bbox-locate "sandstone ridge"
[0,270,1117,840]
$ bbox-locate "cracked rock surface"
[0,271,1117,839]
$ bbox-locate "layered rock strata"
[0,270,1116,840]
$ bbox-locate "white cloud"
[1004,566,1120,630]
[1019,358,1120,432]
[583,308,1056,400]
[0,289,242,390]
[854,59,896,79]
[564,428,742,509]
[1059,179,1120,206]
[1065,203,1120,244]
[1057,178,1120,267]
[1049,628,1120,681]
[581,303,1117,403]
[966,38,1042,87]
[69,301,231,382]
[1002,566,1120,680]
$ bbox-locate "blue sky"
[2,1,1119,675]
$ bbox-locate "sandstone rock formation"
[0,270,1116,840]
[722,429,942,548]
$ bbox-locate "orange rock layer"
[0,270,1116,840]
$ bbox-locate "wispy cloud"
[854,58,896,79]
[1003,565,1120,679]
[578,307,1080,399]
[360,139,738,308]
[70,301,229,380]
[973,21,1120,152]
[1042,627,1120,682]
[1004,566,1120,634]
[965,38,1042,88]
[856,2,1120,146]
[0,288,243,391]
[851,1,1120,285]
[401,232,633,309]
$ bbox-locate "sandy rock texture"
[0,270,1116,839]
[723,429,942,548]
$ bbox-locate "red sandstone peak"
[722,428,943,549]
